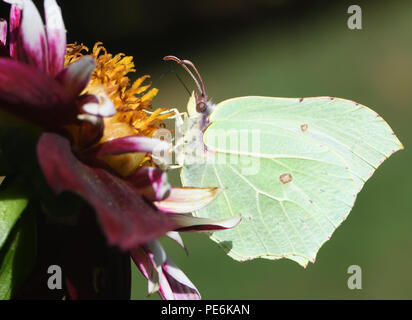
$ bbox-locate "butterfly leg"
[145,108,188,169]
[164,109,189,167]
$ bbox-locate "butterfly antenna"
[153,68,192,97]
[181,59,207,100]
[163,56,203,95]
[173,70,192,96]
[163,55,208,111]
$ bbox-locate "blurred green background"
[30,0,412,299]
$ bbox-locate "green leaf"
[181,96,403,267]
[0,208,36,299]
[0,179,29,250]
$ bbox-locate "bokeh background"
[8,0,412,299]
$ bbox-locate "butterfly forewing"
[181,96,403,266]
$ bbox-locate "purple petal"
[0,19,8,57]
[145,240,168,266]
[96,135,170,156]
[17,0,49,72]
[130,247,160,295]
[155,187,222,213]
[133,241,166,295]
[0,58,76,128]
[9,4,21,59]
[36,133,178,250]
[81,94,116,117]
[172,214,242,232]
[144,241,167,295]
[160,257,201,300]
[44,0,66,76]
[131,241,200,300]
[56,56,96,98]
[128,167,171,201]
[0,18,7,47]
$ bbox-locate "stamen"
[65,42,172,142]
[65,42,176,174]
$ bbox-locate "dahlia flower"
[0,0,240,299]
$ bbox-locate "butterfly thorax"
[177,98,217,166]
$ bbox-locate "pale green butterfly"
[163,56,403,267]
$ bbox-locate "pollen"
[65,42,173,175]
[66,42,170,137]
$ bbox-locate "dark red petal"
[55,56,96,99]
[16,0,49,72]
[76,113,104,149]
[128,167,171,201]
[0,18,7,47]
[160,257,201,300]
[0,58,76,128]
[131,241,201,300]
[0,19,8,57]
[172,214,242,232]
[9,4,21,59]
[36,132,177,250]
[44,0,66,76]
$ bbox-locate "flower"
[0,0,176,250]
[0,0,241,300]
[65,42,171,175]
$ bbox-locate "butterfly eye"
[196,101,206,112]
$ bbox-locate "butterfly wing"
[181,96,403,266]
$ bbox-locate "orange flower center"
[65,42,172,176]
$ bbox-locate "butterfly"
[162,56,403,266]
